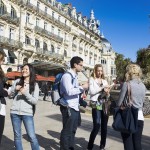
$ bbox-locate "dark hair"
[18,64,36,94]
[0,51,5,79]
[70,56,83,68]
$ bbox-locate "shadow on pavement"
[47,113,150,150]
[0,135,14,150]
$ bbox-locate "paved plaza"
[1,97,150,150]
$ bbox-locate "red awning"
[5,71,55,82]
[5,71,22,79]
[36,75,55,82]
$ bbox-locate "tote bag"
[112,83,138,134]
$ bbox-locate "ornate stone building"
[0,0,116,82]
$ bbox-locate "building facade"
[0,0,116,82]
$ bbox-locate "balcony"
[0,36,22,49]
[80,33,96,46]
[36,48,64,60]
[24,22,34,30]
[34,26,63,43]
[0,11,20,25]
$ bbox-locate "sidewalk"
[1,98,150,150]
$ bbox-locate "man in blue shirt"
[60,56,89,150]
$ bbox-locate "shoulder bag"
[112,82,138,134]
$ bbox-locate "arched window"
[23,58,28,65]
[101,58,106,64]
[11,6,16,19]
[43,42,47,51]
[0,0,5,15]
[51,44,54,52]
[7,67,12,72]
[25,35,31,45]
[64,50,67,57]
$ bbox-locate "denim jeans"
[121,120,144,150]
[10,114,40,150]
[60,106,80,150]
[87,109,109,149]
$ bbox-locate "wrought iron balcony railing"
[34,26,63,43]
[0,36,23,48]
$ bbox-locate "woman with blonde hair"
[87,64,110,150]
[117,63,146,150]
[0,51,8,144]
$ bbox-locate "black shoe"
[100,145,105,150]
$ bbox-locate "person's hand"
[16,85,22,91]
[81,82,89,90]
[104,86,110,95]
[19,88,26,95]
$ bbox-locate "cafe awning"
[5,71,55,82]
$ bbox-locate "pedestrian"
[117,63,146,150]
[42,82,49,101]
[87,64,110,150]
[8,64,40,150]
[0,51,8,145]
[59,56,89,150]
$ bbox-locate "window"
[44,22,47,30]
[51,44,54,52]
[58,16,60,22]
[25,35,31,45]
[64,50,67,57]
[43,42,47,51]
[58,29,60,37]
[45,7,47,14]
[101,59,106,64]
[64,33,66,40]
[65,19,67,25]
[26,13,30,23]
[51,26,54,33]
[0,25,4,35]
[36,18,39,26]
[37,2,40,9]
[11,6,16,19]
[9,28,14,40]
[35,39,40,48]
[0,0,5,15]
[52,11,54,18]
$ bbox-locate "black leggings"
[0,115,5,144]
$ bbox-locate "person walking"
[87,64,110,150]
[8,64,40,150]
[117,63,146,150]
[0,51,8,145]
[59,56,89,150]
[42,82,49,101]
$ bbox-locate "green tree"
[136,47,150,74]
[115,53,131,81]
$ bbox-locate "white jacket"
[89,77,108,101]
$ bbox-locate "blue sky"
[60,0,150,61]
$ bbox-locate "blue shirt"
[60,69,84,111]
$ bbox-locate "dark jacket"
[0,78,8,106]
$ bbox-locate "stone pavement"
[1,97,150,150]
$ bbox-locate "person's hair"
[0,51,5,79]
[19,64,36,94]
[70,56,83,68]
[91,64,105,79]
[125,63,142,81]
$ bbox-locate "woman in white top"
[0,51,8,145]
[87,64,110,150]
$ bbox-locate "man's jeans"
[11,114,40,150]
[60,106,80,150]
